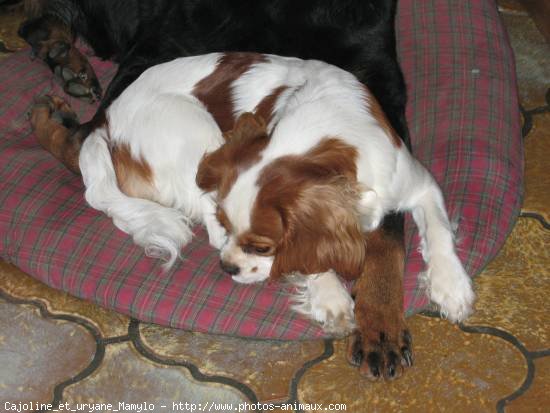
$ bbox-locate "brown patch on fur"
[193,53,268,133]
[252,138,363,280]
[196,112,269,198]
[255,138,359,193]
[216,207,233,233]
[253,86,288,125]
[200,121,365,279]
[248,205,284,252]
[363,86,402,148]
[30,95,84,174]
[110,143,158,200]
[267,178,365,280]
[346,229,412,380]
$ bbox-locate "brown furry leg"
[30,95,82,174]
[346,229,413,380]
[54,42,101,102]
[19,17,101,101]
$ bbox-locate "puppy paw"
[347,326,413,381]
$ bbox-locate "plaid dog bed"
[0,0,522,339]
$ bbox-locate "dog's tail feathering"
[409,164,475,322]
[79,133,193,269]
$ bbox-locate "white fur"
[220,237,273,284]
[224,56,475,322]
[80,54,227,267]
[80,52,474,327]
[80,132,192,269]
[410,174,475,321]
[289,271,355,336]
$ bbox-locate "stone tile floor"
[0,1,548,412]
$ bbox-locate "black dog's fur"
[20,0,408,145]
[20,0,412,380]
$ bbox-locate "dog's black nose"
[220,260,240,275]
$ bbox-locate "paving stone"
[522,114,550,222]
[507,356,550,413]
[0,299,96,405]
[298,316,526,413]
[62,342,249,410]
[0,261,130,338]
[465,218,550,351]
[140,323,326,402]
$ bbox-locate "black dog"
[20,0,413,380]
[19,0,408,142]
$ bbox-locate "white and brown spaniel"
[30,52,474,379]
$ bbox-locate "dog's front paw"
[347,321,413,381]
[205,219,227,250]
[426,255,475,322]
[290,271,355,336]
[349,285,413,380]
[314,302,355,336]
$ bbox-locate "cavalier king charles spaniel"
[30,52,474,380]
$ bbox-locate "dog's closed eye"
[241,244,274,255]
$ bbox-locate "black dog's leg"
[98,27,191,110]
[364,65,410,150]
[347,213,413,380]
[98,62,155,112]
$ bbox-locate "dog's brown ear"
[226,112,267,142]
[198,112,268,194]
[270,180,366,281]
[199,113,267,190]
[196,149,229,192]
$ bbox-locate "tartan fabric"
[0,0,522,339]
[398,0,523,312]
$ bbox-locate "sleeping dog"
[30,52,474,380]
[21,0,418,381]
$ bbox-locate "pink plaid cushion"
[0,0,522,339]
